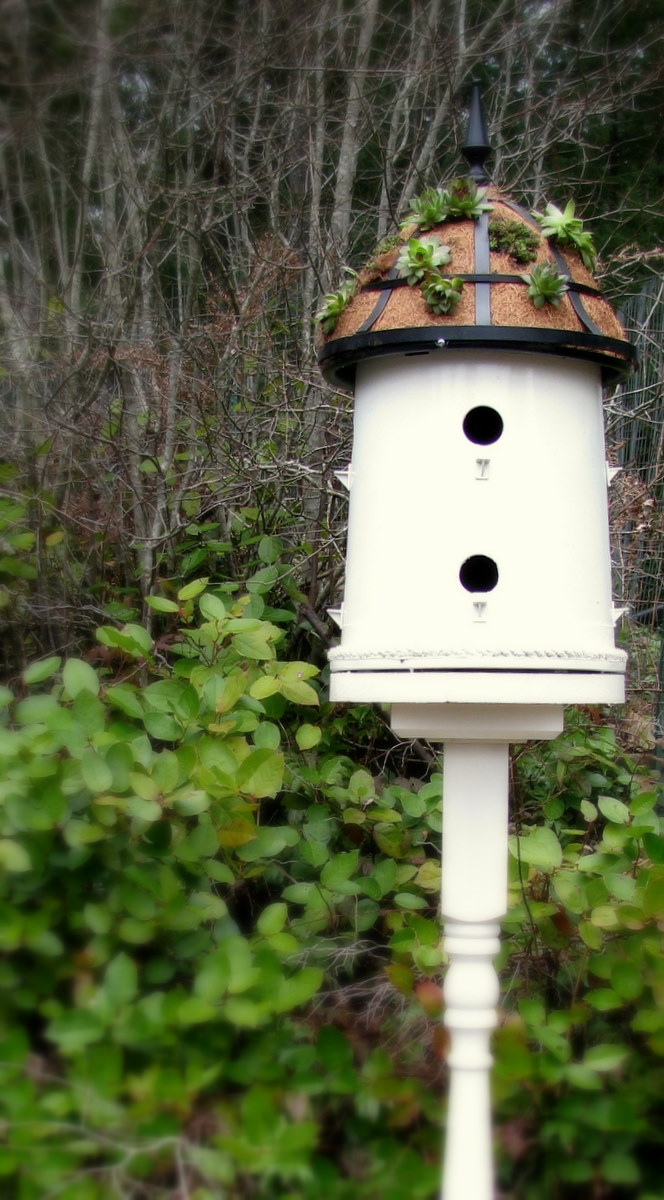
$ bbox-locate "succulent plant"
[396,237,452,285]
[488,218,540,264]
[521,262,569,308]
[403,178,492,230]
[421,272,464,315]
[402,187,450,230]
[532,200,597,271]
[443,177,492,220]
[315,271,357,334]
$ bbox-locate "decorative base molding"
[329,643,627,672]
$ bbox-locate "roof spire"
[462,81,492,182]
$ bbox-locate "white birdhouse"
[318,106,635,713]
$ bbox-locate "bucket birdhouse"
[318,86,635,713]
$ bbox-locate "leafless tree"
[0,0,661,664]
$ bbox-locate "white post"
[441,741,510,1200]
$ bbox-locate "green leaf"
[175,821,219,861]
[519,998,546,1026]
[198,592,227,621]
[643,833,664,864]
[195,939,257,1001]
[145,595,180,613]
[172,790,210,816]
[22,656,62,685]
[249,675,280,700]
[400,791,427,818]
[63,820,106,846]
[257,902,288,936]
[394,891,427,910]
[279,679,319,706]
[258,535,282,564]
[0,839,31,873]
[631,790,657,817]
[321,850,359,894]
[128,771,159,801]
[143,711,182,741]
[144,679,199,720]
[47,1011,104,1054]
[126,795,162,822]
[643,868,664,919]
[236,748,284,798]
[253,721,281,750]
[151,749,180,794]
[583,1044,628,1072]
[348,769,374,802]
[178,577,209,601]
[247,565,279,594]
[80,749,113,794]
[232,630,275,660]
[295,723,322,751]
[415,859,440,891]
[598,795,630,824]
[104,953,138,1006]
[223,998,268,1027]
[207,861,235,885]
[611,962,643,1001]
[374,826,409,859]
[578,920,603,950]
[236,826,298,862]
[511,826,562,872]
[273,967,323,1013]
[602,1152,639,1185]
[371,858,397,897]
[186,1146,234,1185]
[587,988,622,1011]
[62,658,100,698]
[105,684,144,718]
[591,904,620,929]
[96,623,153,658]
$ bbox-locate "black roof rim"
[317,325,637,389]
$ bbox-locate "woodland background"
[0,1,664,1197]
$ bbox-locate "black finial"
[462,81,491,182]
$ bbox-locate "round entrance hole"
[459,555,499,593]
[463,406,504,445]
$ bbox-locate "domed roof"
[317,90,636,389]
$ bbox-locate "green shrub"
[1,588,663,1198]
[0,580,443,1197]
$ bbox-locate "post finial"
[462,81,492,182]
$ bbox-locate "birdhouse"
[318,89,636,713]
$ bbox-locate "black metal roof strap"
[548,242,604,336]
[360,274,604,298]
[357,266,398,332]
[474,210,492,324]
[461,82,492,322]
[499,197,541,231]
